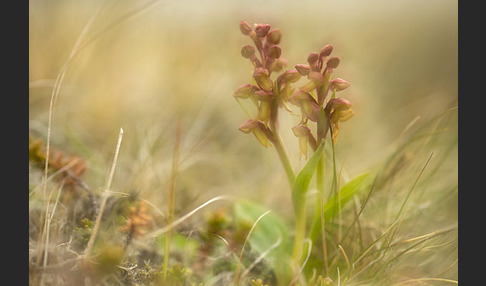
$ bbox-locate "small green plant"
[74,218,94,248]
[234,21,368,282]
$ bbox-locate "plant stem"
[84,128,124,258]
[272,131,295,187]
[292,203,306,262]
[309,157,324,242]
[309,108,328,241]
[269,94,295,187]
[162,122,182,281]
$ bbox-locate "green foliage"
[164,264,194,286]
[91,243,125,278]
[292,142,326,215]
[120,261,160,285]
[233,199,292,285]
[156,233,200,265]
[323,172,369,223]
[74,218,94,248]
[251,278,269,286]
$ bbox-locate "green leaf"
[233,199,292,283]
[233,199,290,254]
[291,142,326,214]
[323,172,370,222]
[156,233,200,262]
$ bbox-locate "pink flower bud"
[269,57,287,73]
[299,81,316,93]
[277,70,301,84]
[319,44,333,58]
[234,84,259,98]
[267,45,282,59]
[308,71,326,85]
[250,31,263,51]
[254,90,274,102]
[324,97,352,118]
[238,119,258,133]
[329,78,350,91]
[255,24,271,37]
[292,125,312,138]
[241,44,256,58]
[289,91,319,122]
[328,97,352,111]
[238,119,272,147]
[239,21,252,35]
[307,52,319,65]
[258,101,272,123]
[295,64,311,76]
[266,29,282,45]
[338,109,355,122]
[292,124,317,159]
[289,90,311,103]
[238,119,259,133]
[326,57,340,69]
[253,67,273,91]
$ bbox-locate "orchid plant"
[233,20,361,277]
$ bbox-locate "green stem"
[269,90,295,187]
[162,123,182,281]
[309,157,324,242]
[292,200,306,262]
[309,107,329,242]
[272,132,295,187]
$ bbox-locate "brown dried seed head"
[241,44,256,58]
[266,29,282,45]
[326,57,340,69]
[255,24,271,37]
[239,20,252,35]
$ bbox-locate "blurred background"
[29,0,457,280]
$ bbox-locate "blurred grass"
[29,0,457,283]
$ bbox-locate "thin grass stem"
[35,3,104,270]
[290,239,313,286]
[392,278,458,285]
[84,127,124,258]
[162,122,182,281]
[146,195,231,239]
[233,210,271,286]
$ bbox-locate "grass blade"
[291,142,325,262]
[323,172,370,223]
